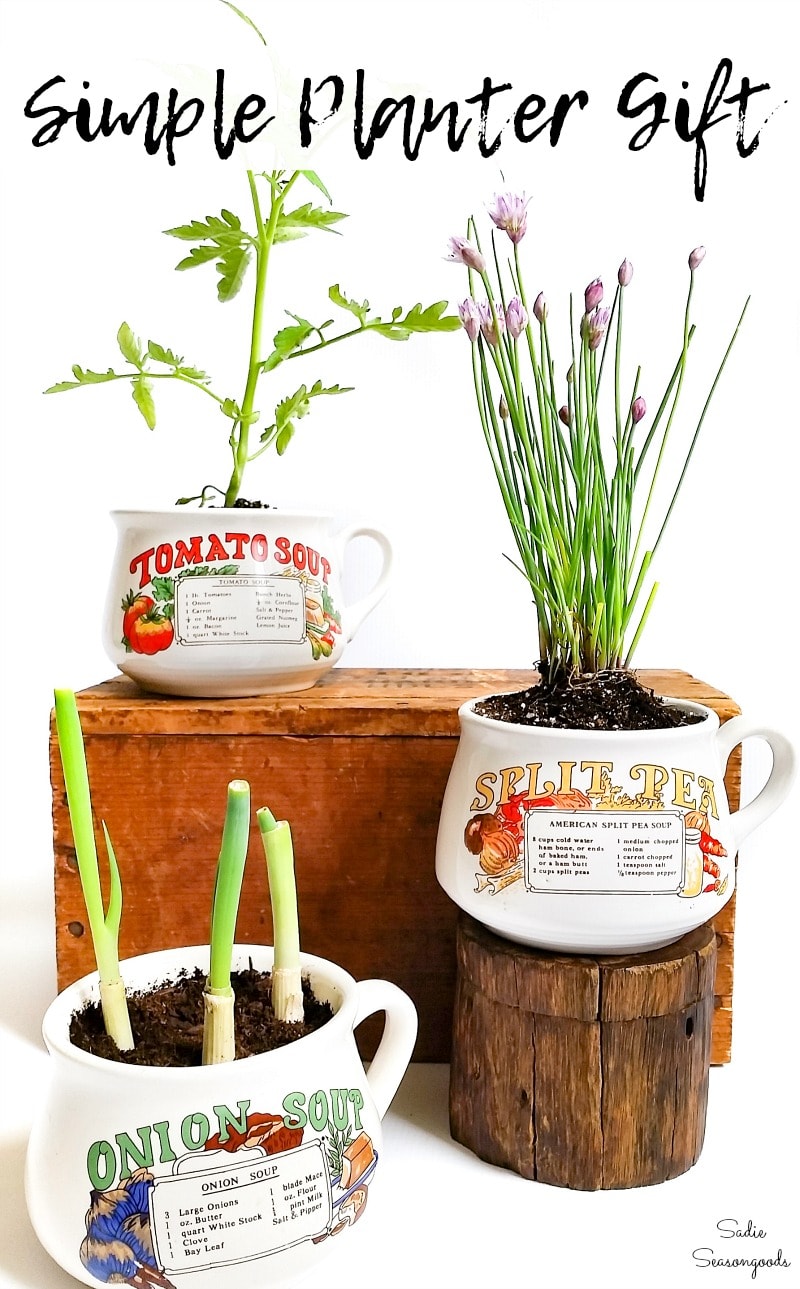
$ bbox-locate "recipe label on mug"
[175,576,307,646]
[523,809,685,894]
[149,1141,331,1273]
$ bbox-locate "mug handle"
[336,525,393,642]
[353,980,418,1119]
[715,716,796,851]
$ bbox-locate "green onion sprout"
[257,807,304,1023]
[53,689,133,1051]
[202,779,251,1065]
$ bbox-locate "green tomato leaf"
[131,376,156,429]
[216,245,250,302]
[164,219,218,241]
[300,170,333,203]
[371,300,462,336]
[260,319,315,372]
[275,422,295,455]
[261,381,353,447]
[147,340,180,366]
[71,365,118,384]
[221,397,241,420]
[176,364,209,381]
[272,226,309,244]
[329,284,369,326]
[44,379,82,393]
[277,203,347,236]
[117,323,144,369]
[175,245,221,271]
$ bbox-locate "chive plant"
[202,780,251,1065]
[448,201,747,679]
[53,690,133,1051]
[257,808,304,1024]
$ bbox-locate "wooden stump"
[451,913,716,1189]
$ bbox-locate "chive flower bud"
[566,364,575,384]
[446,236,486,273]
[582,306,611,351]
[584,278,603,313]
[505,296,528,339]
[487,192,530,244]
[618,258,633,287]
[689,246,706,271]
[558,405,571,426]
[533,291,547,323]
[631,396,647,423]
[458,297,481,342]
[499,395,510,421]
[478,300,505,347]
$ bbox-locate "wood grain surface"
[451,914,716,1188]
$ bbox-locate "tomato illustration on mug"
[121,586,175,655]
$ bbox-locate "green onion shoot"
[257,807,304,1023]
[202,779,251,1065]
[53,690,133,1051]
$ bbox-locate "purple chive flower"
[505,297,528,339]
[533,291,547,323]
[584,278,603,313]
[631,396,647,424]
[478,300,505,347]
[446,236,486,273]
[487,192,530,244]
[582,306,611,351]
[458,298,481,342]
[618,259,633,287]
[558,405,571,426]
[689,246,706,271]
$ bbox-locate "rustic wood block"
[451,914,716,1189]
[51,668,740,1063]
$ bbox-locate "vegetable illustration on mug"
[461,753,730,900]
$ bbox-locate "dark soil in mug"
[474,667,705,732]
[208,497,273,508]
[69,966,333,1067]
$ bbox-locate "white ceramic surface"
[25,945,417,1289]
[103,510,392,696]
[436,696,795,953]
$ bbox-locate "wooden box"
[51,669,739,1063]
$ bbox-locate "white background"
[1,2,798,1287]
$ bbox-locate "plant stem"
[56,370,227,404]
[202,779,251,1065]
[223,171,299,506]
[258,807,304,1024]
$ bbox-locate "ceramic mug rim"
[43,944,358,1080]
[460,694,719,740]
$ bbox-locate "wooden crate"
[51,669,740,1063]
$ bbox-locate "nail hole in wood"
[67,921,85,938]
[685,1016,694,1038]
